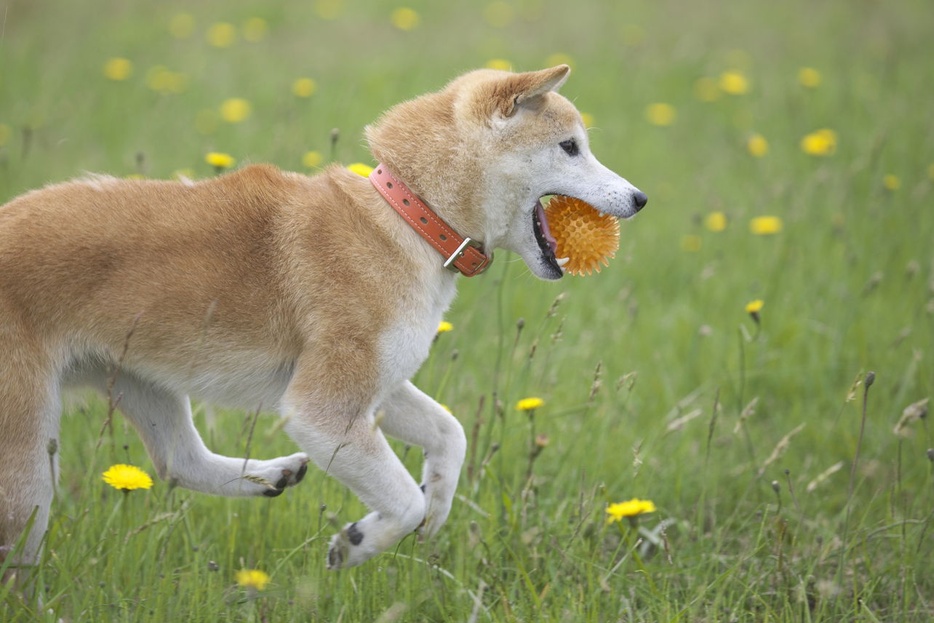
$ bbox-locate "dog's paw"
[416,476,454,539]
[326,521,370,570]
[325,508,419,570]
[245,452,309,497]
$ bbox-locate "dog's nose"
[633,190,648,211]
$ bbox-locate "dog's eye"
[559,139,579,157]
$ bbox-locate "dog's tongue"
[536,201,557,254]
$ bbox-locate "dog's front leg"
[283,385,427,569]
[377,381,466,539]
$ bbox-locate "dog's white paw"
[417,470,456,539]
[244,452,310,497]
[327,517,379,570]
[326,504,425,570]
[417,494,442,539]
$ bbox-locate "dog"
[0,65,646,575]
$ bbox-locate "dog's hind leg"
[0,327,60,585]
[376,381,466,539]
[88,370,309,498]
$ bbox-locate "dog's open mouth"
[533,198,568,276]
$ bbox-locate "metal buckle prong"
[443,237,474,269]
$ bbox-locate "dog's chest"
[377,277,457,384]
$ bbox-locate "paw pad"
[346,522,364,546]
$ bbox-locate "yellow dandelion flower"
[315,0,344,20]
[749,216,783,235]
[718,70,749,95]
[292,77,317,98]
[693,77,721,102]
[236,569,270,591]
[746,299,763,325]
[882,174,900,191]
[103,57,133,81]
[102,464,153,492]
[169,13,195,39]
[219,98,251,123]
[242,17,268,43]
[437,321,454,333]
[747,133,769,157]
[205,152,236,169]
[391,7,420,31]
[302,151,324,169]
[484,2,514,28]
[207,22,237,48]
[348,163,374,177]
[516,397,544,411]
[800,128,837,156]
[485,58,512,71]
[580,112,595,129]
[146,66,187,94]
[704,211,727,232]
[645,103,676,127]
[798,67,822,88]
[681,234,702,252]
[0,123,10,147]
[606,498,656,522]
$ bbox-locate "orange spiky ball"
[545,195,620,276]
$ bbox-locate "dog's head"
[366,65,646,280]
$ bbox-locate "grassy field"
[2,0,933,620]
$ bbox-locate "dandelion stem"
[524,409,536,484]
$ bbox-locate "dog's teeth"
[556,257,570,267]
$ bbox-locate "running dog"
[0,65,646,574]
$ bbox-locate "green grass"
[2,0,933,620]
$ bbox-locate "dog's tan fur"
[0,66,645,576]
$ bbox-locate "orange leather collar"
[369,164,492,277]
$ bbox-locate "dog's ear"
[492,65,570,118]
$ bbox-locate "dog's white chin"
[524,252,565,281]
